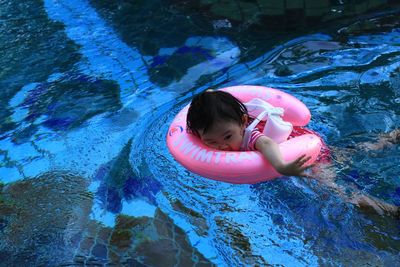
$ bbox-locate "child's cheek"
[234,137,242,151]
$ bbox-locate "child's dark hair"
[186,90,247,136]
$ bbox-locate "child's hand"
[255,137,313,177]
[276,154,312,177]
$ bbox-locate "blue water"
[1,0,400,266]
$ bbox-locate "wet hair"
[186,90,247,136]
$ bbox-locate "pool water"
[1,0,400,266]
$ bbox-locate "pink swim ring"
[166,85,323,184]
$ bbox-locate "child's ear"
[242,114,248,125]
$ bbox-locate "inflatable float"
[166,85,323,184]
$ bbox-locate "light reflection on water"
[0,0,399,266]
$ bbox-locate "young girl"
[186,89,311,177]
[187,89,400,217]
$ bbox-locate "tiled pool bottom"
[0,172,214,266]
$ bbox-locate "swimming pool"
[1,0,399,266]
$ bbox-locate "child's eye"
[224,135,232,140]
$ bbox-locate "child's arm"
[255,136,311,177]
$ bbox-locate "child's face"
[199,118,247,151]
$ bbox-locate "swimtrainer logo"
[169,125,183,137]
[173,134,257,164]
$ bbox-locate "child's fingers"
[303,156,312,165]
[296,155,312,166]
[298,162,315,177]
[303,171,317,178]
[300,171,313,178]
[306,163,316,169]
[293,154,307,164]
[299,167,312,177]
